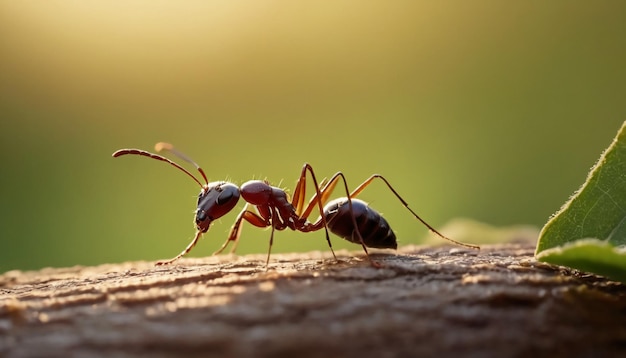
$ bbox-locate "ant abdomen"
[324,198,398,250]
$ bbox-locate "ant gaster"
[112,142,479,267]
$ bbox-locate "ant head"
[195,182,241,232]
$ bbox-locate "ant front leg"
[213,204,270,256]
[156,230,204,266]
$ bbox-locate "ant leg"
[292,164,337,216]
[291,164,337,260]
[298,172,342,220]
[350,175,480,250]
[156,230,204,266]
[214,204,247,255]
[213,204,270,255]
[300,172,381,267]
[291,165,309,216]
[330,174,381,266]
[265,221,276,269]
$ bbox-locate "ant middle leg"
[290,163,338,260]
[297,171,380,266]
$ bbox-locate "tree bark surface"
[1,243,625,358]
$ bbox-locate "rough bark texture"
[1,243,625,358]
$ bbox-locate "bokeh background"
[1,1,625,272]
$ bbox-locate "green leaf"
[536,121,626,282]
[537,239,626,283]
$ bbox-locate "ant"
[112,142,479,267]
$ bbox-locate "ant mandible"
[112,142,479,267]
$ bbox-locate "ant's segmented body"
[113,143,479,267]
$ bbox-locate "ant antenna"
[155,142,209,185]
[112,148,204,189]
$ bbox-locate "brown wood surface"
[1,243,625,358]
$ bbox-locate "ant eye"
[216,191,234,205]
[196,210,207,222]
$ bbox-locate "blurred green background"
[1,1,625,272]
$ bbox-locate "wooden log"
[1,243,625,357]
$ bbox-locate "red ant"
[112,142,479,267]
